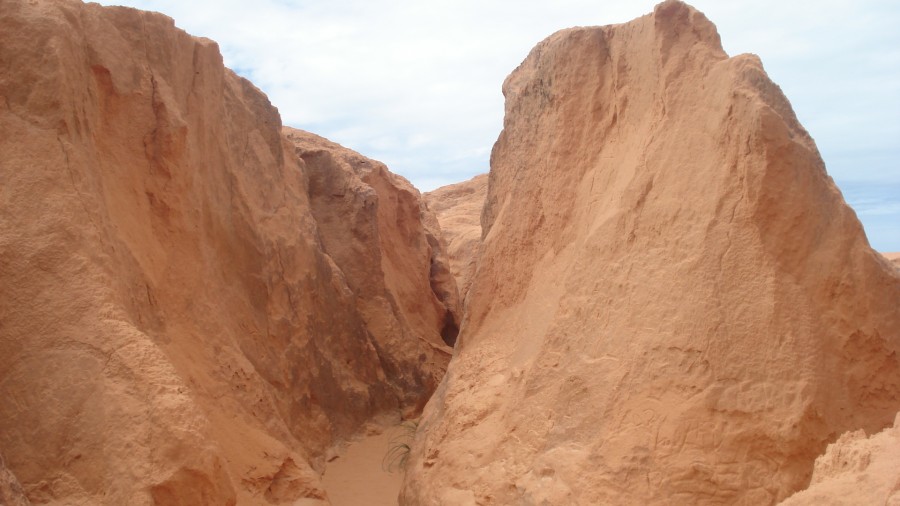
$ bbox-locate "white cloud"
[93,0,899,249]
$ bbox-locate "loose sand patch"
[323,426,406,506]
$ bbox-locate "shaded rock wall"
[424,174,488,306]
[402,1,900,504]
[0,1,456,504]
[284,127,458,407]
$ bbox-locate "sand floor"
[323,426,407,505]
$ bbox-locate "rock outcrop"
[402,1,900,504]
[779,413,900,505]
[0,452,30,506]
[284,127,459,402]
[424,174,488,305]
[884,252,900,269]
[0,0,456,504]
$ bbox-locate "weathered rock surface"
[0,0,455,504]
[0,451,30,506]
[284,127,458,402]
[424,174,488,305]
[884,252,900,269]
[780,412,900,505]
[402,1,900,504]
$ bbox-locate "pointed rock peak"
[653,0,721,41]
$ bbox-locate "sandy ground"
[323,426,407,506]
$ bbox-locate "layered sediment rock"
[424,174,488,305]
[402,1,900,504]
[0,1,456,504]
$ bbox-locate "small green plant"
[382,420,419,473]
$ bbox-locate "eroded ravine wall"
[0,1,457,504]
[402,2,900,504]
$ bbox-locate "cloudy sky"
[95,0,900,251]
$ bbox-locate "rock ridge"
[424,174,488,306]
[0,0,457,504]
[402,1,900,504]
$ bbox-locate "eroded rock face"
[424,174,488,305]
[402,1,900,504]
[0,1,455,504]
[884,252,900,269]
[0,452,30,506]
[780,413,900,505]
[284,127,458,407]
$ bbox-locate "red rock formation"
[402,1,900,504]
[424,174,488,306]
[780,413,900,505]
[0,452,30,506]
[0,1,456,504]
[284,127,458,405]
[884,252,900,269]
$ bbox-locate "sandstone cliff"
[0,0,456,504]
[402,1,900,504]
[424,174,488,305]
